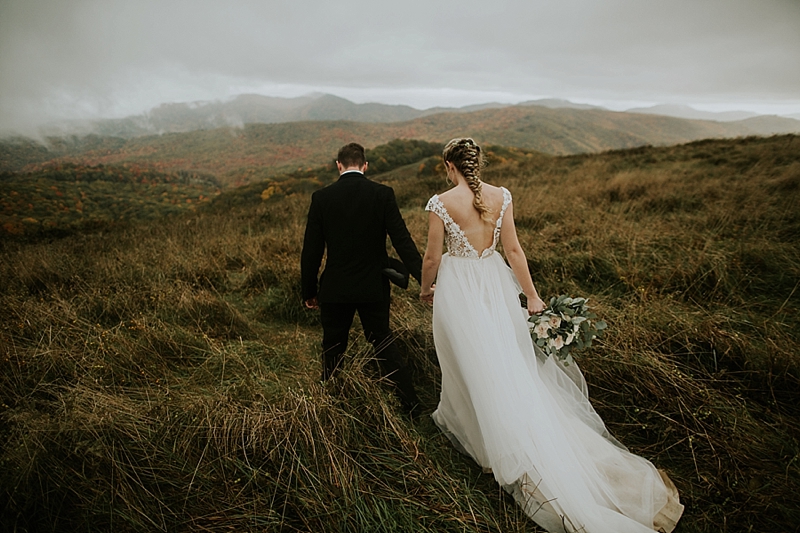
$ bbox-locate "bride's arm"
[420,212,444,303]
[499,201,545,314]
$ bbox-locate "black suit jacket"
[301,171,422,303]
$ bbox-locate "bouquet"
[528,295,607,365]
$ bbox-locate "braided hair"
[443,138,492,221]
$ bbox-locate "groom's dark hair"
[337,143,367,168]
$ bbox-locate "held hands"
[304,297,319,310]
[419,284,435,305]
[527,293,546,316]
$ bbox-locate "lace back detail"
[426,187,512,259]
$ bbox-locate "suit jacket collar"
[338,170,365,180]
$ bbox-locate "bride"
[419,138,684,533]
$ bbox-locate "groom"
[301,142,422,415]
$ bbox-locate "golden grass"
[1,135,799,532]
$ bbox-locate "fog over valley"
[1,0,799,138]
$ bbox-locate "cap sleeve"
[425,194,447,222]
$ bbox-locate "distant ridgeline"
[8,101,800,194]
[0,162,221,238]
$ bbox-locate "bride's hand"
[527,294,546,315]
[420,284,435,305]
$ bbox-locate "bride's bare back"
[420,137,544,315]
[437,183,506,255]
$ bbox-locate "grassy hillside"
[1,162,221,238]
[0,140,442,240]
[4,105,795,188]
[1,135,799,532]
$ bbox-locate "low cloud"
[2,0,799,135]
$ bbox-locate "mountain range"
[625,104,758,122]
[5,98,800,189]
[35,93,800,140]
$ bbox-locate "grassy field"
[1,135,799,532]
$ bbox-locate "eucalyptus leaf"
[528,293,608,364]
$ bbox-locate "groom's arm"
[384,188,423,284]
[301,194,325,301]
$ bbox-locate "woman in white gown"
[419,138,684,533]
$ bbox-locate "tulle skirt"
[431,252,683,533]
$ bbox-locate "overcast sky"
[1,0,799,135]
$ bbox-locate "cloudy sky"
[1,0,799,135]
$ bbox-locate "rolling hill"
[35,93,800,140]
[37,94,460,138]
[4,102,800,188]
[36,94,610,138]
[0,139,441,239]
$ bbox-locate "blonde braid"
[443,138,492,221]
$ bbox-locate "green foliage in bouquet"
[528,295,607,365]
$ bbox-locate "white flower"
[527,293,606,363]
[552,335,564,350]
[534,322,551,339]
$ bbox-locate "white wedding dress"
[426,188,683,533]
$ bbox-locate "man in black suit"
[301,142,422,414]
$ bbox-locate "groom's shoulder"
[335,176,394,193]
[367,179,394,193]
[310,180,341,199]
[370,181,398,204]
[356,175,393,192]
[312,176,394,202]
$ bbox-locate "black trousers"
[319,300,418,411]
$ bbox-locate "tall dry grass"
[1,134,799,532]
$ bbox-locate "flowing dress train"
[426,188,683,533]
